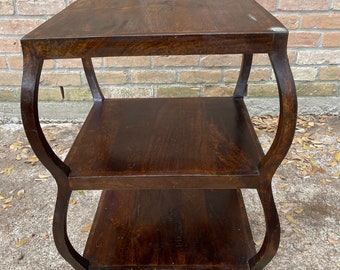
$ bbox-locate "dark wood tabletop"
[21,0,288,58]
[24,0,286,39]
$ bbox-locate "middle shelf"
[65,97,264,190]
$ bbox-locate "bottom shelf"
[84,189,256,269]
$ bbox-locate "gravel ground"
[0,115,339,269]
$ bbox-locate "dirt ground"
[0,115,339,269]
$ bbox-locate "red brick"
[0,38,21,53]
[95,71,128,85]
[252,51,297,65]
[302,14,340,29]
[178,70,221,84]
[323,32,340,47]
[297,50,340,65]
[0,56,7,68]
[6,55,23,70]
[291,67,318,81]
[333,0,340,10]
[0,0,14,15]
[252,54,271,66]
[296,83,338,96]
[157,86,200,97]
[56,59,83,69]
[279,0,328,11]
[153,55,198,67]
[0,89,17,101]
[200,55,242,67]
[0,19,45,35]
[0,72,22,86]
[130,70,176,84]
[225,68,270,83]
[105,56,150,68]
[288,32,321,47]
[42,60,55,69]
[202,85,235,97]
[109,86,154,98]
[255,0,277,11]
[17,0,65,15]
[247,84,278,97]
[286,50,298,64]
[40,72,81,86]
[319,66,340,80]
[64,88,93,101]
[275,14,300,30]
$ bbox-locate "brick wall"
[0,0,339,101]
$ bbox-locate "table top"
[21,0,288,58]
[24,0,286,40]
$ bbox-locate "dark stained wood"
[20,0,297,269]
[65,97,264,190]
[21,0,288,58]
[84,189,256,269]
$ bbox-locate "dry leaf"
[334,152,340,162]
[254,239,262,246]
[286,214,298,224]
[17,189,25,200]
[71,199,77,205]
[14,237,30,248]
[322,179,332,185]
[294,208,304,214]
[0,164,15,175]
[0,195,4,200]
[16,154,22,161]
[35,174,50,181]
[2,203,13,209]
[57,146,65,154]
[81,223,92,233]
[328,237,340,245]
[21,147,30,154]
[310,166,326,176]
[5,196,13,204]
[292,227,303,234]
[25,156,39,165]
[10,141,23,151]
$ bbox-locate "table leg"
[234,54,253,97]
[249,50,297,269]
[53,187,89,269]
[21,48,88,269]
[82,57,104,102]
[248,185,280,269]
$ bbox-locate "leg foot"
[53,187,89,269]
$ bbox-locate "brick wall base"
[1,97,339,124]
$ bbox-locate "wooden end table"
[21,0,297,269]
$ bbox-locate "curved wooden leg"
[248,185,280,269]
[21,49,70,176]
[260,51,297,176]
[249,51,296,269]
[21,46,87,269]
[234,54,253,98]
[82,57,104,102]
[53,185,89,269]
